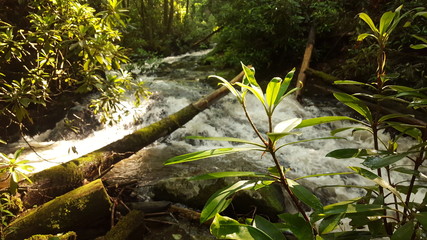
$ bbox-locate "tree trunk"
[8,179,112,240]
[167,0,174,34]
[295,25,315,101]
[192,26,224,47]
[22,71,245,207]
[163,0,168,31]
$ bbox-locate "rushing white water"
[2,49,415,205]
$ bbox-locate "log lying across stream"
[22,71,245,207]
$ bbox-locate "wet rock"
[151,177,289,219]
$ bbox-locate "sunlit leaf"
[201,180,272,223]
[265,77,282,109]
[333,92,373,123]
[185,136,264,148]
[359,13,379,33]
[297,116,358,128]
[273,68,295,106]
[379,11,396,35]
[357,33,376,41]
[210,214,276,240]
[210,75,242,101]
[274,118,302,133]
[276,137,343,151]
[236,83,265,106]
[164,147,259,165]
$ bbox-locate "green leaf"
[201,180,272,223]
[287,179,323,212]
[277,137,343,151]
[315,203,384,219]
[210,75,242,102]
[297,116,358,128]
[236,83,266,107]
[274,118,302,133]
[410,44,427,50]
[190,171,268,181]
[391,220,414,240]
[415,212,427,229]
[359,13,379,33]
[266,77,282,109]
[274,68,295,106]
[334,80,377,90]
[349,167,403,203]
[241,63,259,87]
[164,147,258,165]
[294,172,354,181]
[210,214,275,240]
[278,213,314,240]
[185,136,264,148]
[268,118,302,142]
[378,114,412,123]
[333,92,373,123]
[252,215,286,240]
[379,11,396,35]
[326,148,372,159]
[319,213,345,234]
[267,131,301,143]
[362,153,408,169]
[357,33,376,41]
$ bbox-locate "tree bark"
[8,179,111,240]
[22,71,245,207]
[295,26,315,101]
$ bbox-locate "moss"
[25,231,77,240]
[104,210,145,240]
[8,180,111,240]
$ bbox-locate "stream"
[1,49,416,236]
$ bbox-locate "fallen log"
[8,179,111,240]
[192,26,224,47]
[296,26,316,101]
[306,68,427,126]
[22,71,245,207]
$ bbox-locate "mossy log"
[103,210,145,240]
[23,71,245,207]
[305,67,427,126]
[8,179,111,240]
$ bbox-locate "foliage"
[165,6,427,239]
[122,0,215,59]
[327,6,427,238]
[165,63,358,239]
[0,148,33,195]
[0,0,149,129]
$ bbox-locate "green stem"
[242,101,268,146]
